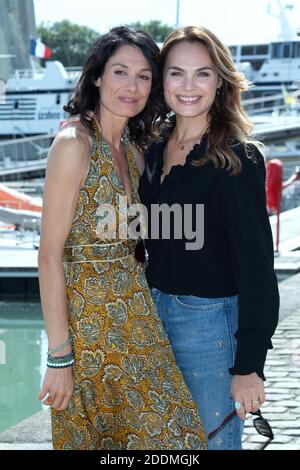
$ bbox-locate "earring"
[217,88,220,95]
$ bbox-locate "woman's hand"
[231,372,265,420]
[38,367,74,411]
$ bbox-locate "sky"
[33,0,300,45]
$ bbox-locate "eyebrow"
[111,62,152,72]
[167,65,214,72]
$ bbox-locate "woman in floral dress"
[38,26,207,450]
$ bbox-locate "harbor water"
[0,301,47,433]
[0,277,292,434]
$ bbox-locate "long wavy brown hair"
[159,26,262,174]
[64,26,165,151]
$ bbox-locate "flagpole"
[175,0,180,27]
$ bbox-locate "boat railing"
[248,103,300,116]
[65,67,81,72]
[13,69,44,80]
[244,90,300,116]
[65,67,81,80]
[0,135,53,177]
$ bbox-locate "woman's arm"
[38,127,90,410]
[220,144,279,418]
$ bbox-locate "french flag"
[30,38,52,59]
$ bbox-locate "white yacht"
[230,38,300,106]
[0,61,80,138]
[229,0,300,111]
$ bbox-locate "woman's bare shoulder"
[57,118,92,145]
[47,124,92,181]
[51,121,91,155]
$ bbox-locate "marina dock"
[1,205,300,299]
[0,232,39,299]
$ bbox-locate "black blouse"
[138,136,280,380]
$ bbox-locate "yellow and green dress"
[51,124,207,450]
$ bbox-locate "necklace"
[175,127,208,151]
[161,126,209,183]
[178,138,197,151]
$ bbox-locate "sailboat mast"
[175,0,180,28]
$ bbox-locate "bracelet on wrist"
[47,352,75,369]
[47,336,72,356]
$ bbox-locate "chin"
[114,110,138,119]
[120,106,144,118]
[176,110,204,118]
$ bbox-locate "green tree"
[37,20,100,67]
[129,20,173,43]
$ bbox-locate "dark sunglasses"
[208,409,274,450]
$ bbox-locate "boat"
[0,183,42,212]
[0,206,41,231]
[0,183,42,231]
[229,0,300,112]
[0,61,80,138]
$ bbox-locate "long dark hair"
[64,26,165,151]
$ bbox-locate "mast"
[175,0,180,28]
[276,0,295,40]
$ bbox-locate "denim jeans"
[151,288,244,450]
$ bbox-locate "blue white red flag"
[30,39,52,59]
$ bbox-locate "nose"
[125,75,138,93]
[183,75,194,91]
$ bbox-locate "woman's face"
[163,40,222,120]
[96,45,153,119]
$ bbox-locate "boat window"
[271,43,281,58]
[256,45,268,55]
[14,100,19,109]
[56,94,61,105]
[283,43,292,58]
[241,46,255,56]
[293,43,300,58]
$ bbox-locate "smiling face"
[95,44,153,120]
[163,40,222,121]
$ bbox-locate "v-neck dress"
[50,123,207,450]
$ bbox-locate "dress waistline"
[63,239,137,263]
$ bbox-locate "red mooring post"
[266,159,283,253]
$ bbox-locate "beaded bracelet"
[47,352,75,369]
[47,352,74,361]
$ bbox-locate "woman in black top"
[138,26,279,450]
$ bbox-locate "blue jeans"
[151,288,244,450]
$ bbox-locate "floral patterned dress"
[51,123,207,450]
